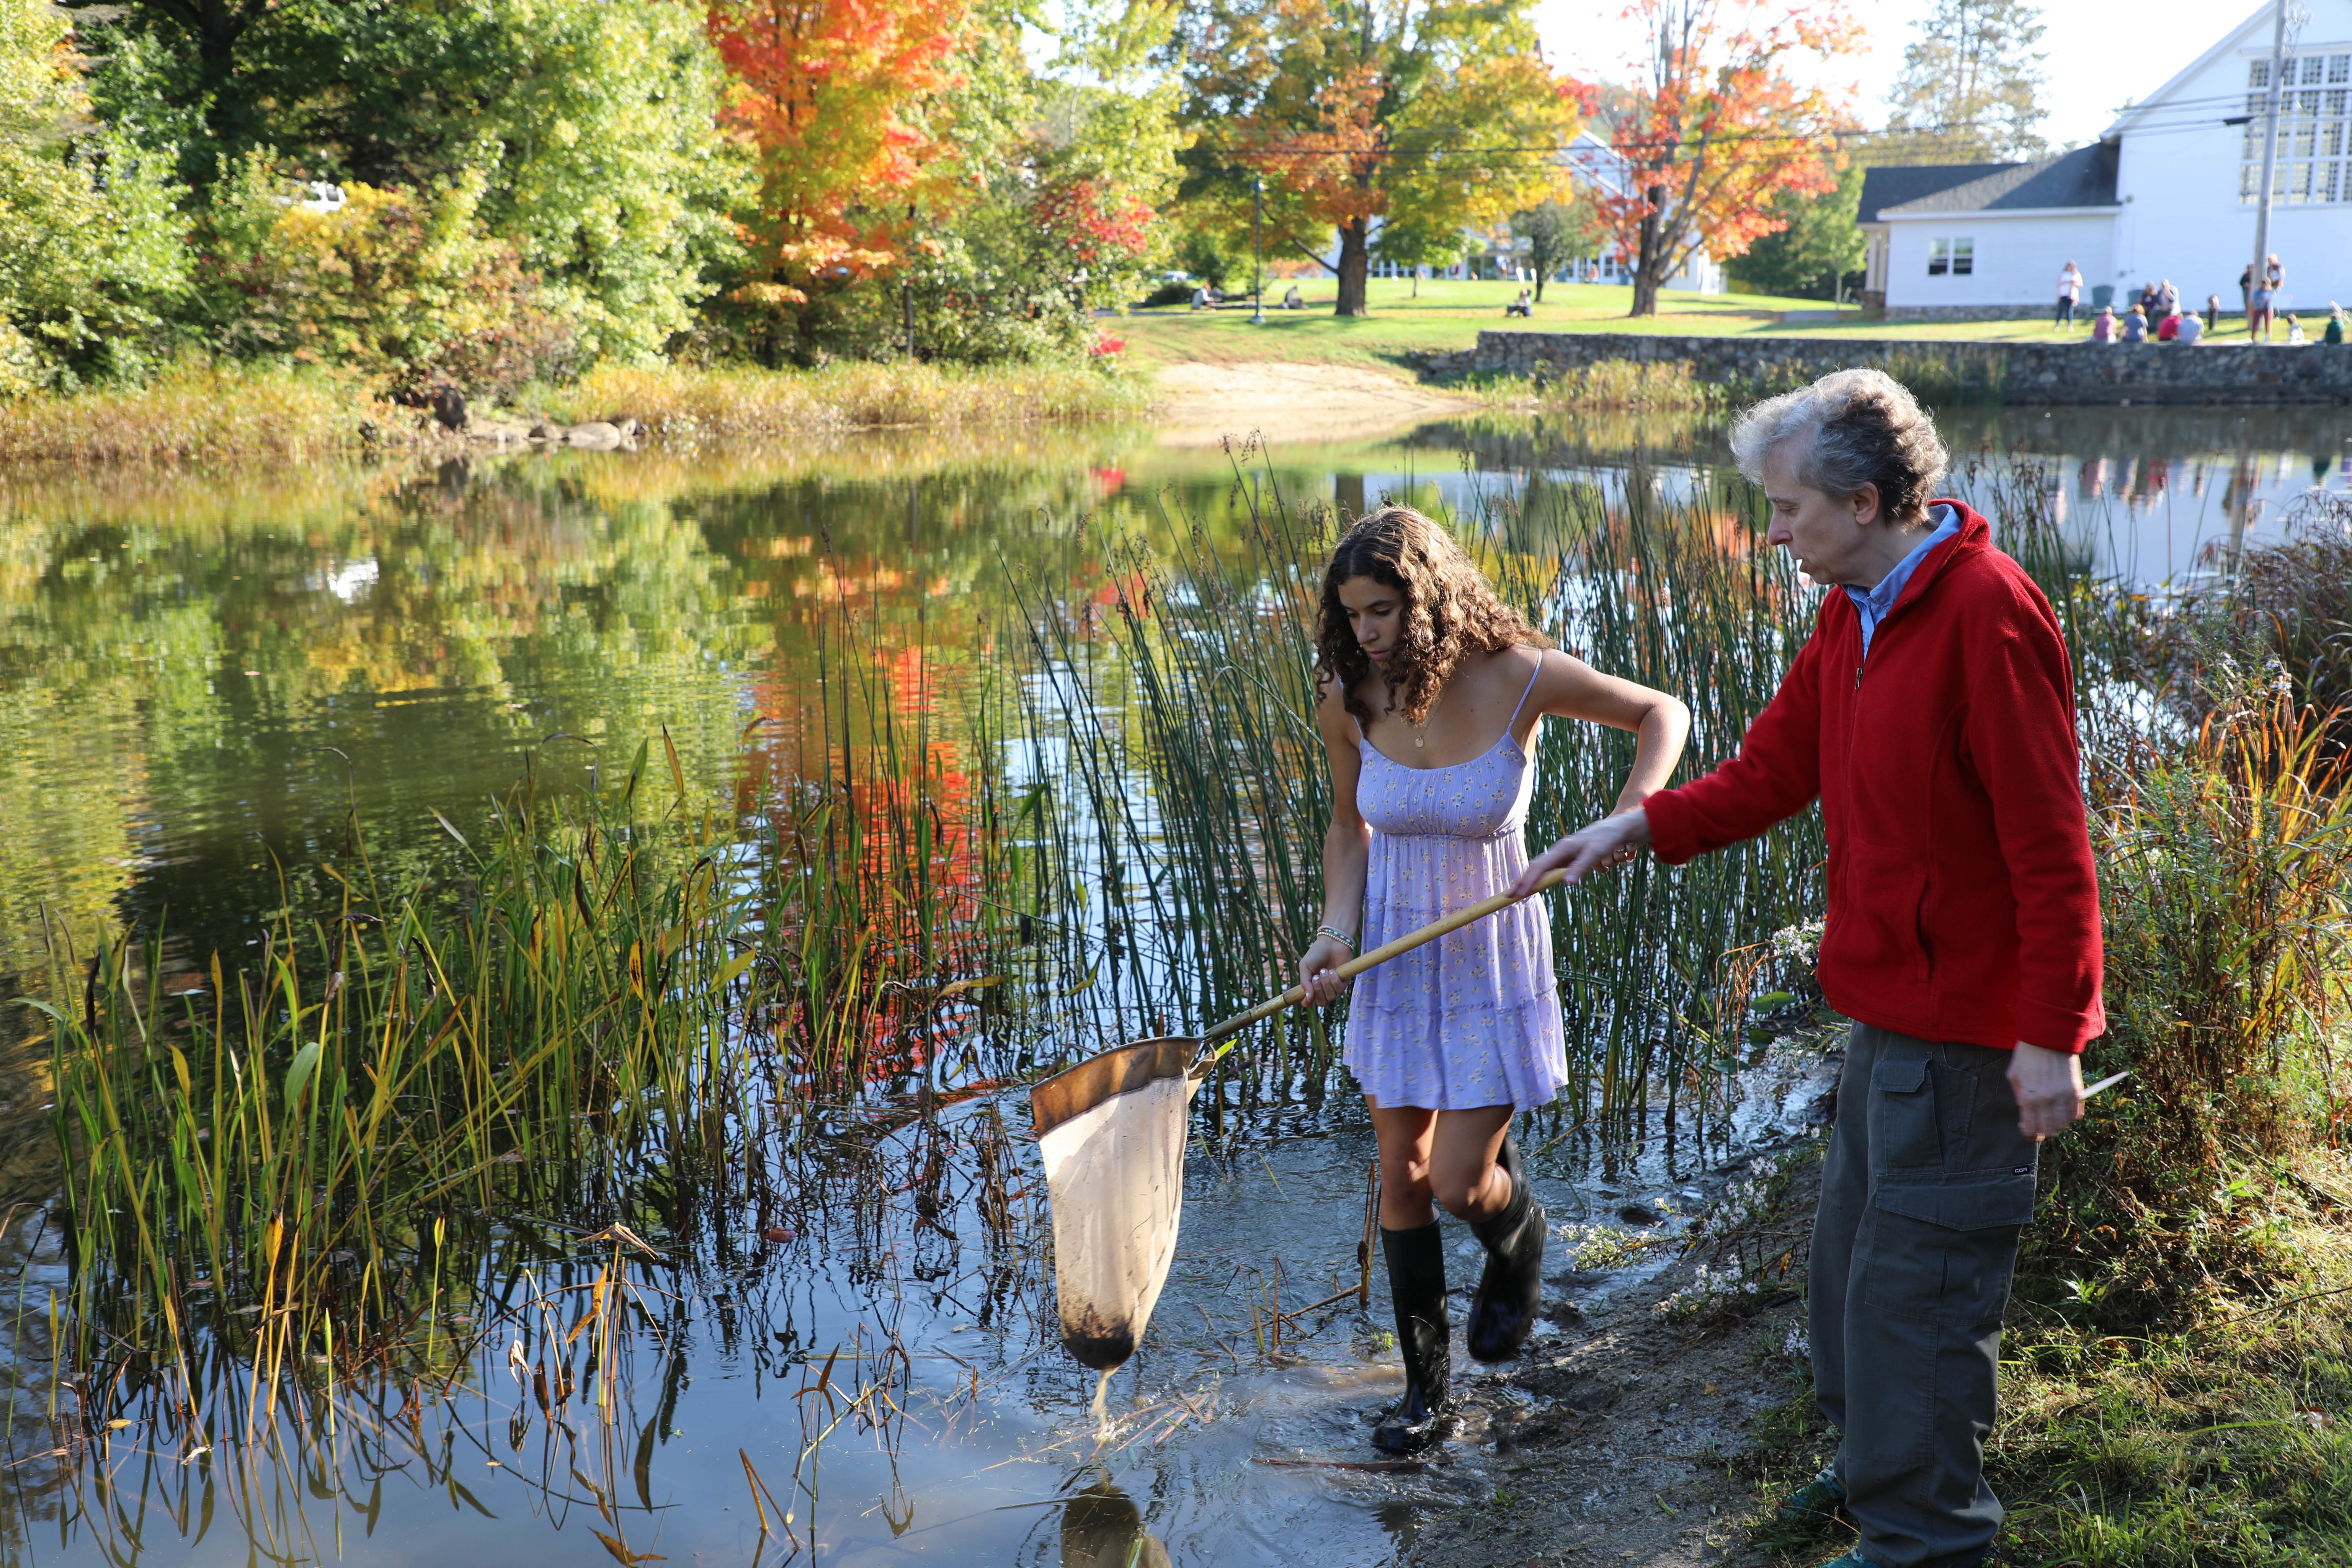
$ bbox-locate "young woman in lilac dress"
[1297,505,1688,1453]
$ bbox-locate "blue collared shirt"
[1844,504,1960,658]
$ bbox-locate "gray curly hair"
[1728,369,1949,529]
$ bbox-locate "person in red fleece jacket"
[1514,368,2103,1568]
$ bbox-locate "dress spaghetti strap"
[1506,651,1545,740]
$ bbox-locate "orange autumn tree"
[1595,0,1858,316]
[706,0,970,350]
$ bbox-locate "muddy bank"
[1393,1044,1842,1568]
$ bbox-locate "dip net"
[1031,1037,1199,1420]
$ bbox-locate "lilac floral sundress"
[1343,658,1569,1111]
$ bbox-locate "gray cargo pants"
[1811,1022,2039,1568]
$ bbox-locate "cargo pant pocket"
[1870,1056,1941,1171]
[1862,1174,2035,1328]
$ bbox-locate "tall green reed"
[36,738,816,1367]
[1006,456,1824,1146]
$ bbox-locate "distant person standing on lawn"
[1515,369,2103,1568]
[2054,261,2081,327]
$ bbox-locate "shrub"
[200,157,578,402]
[2031,691,2352,1325]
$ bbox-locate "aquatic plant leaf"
[934,976,1002,1003]
[430,809,469,848]
[284,1041,323,1111]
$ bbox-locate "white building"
[1859,2,2352,320]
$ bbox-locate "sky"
[1534,0,2267,151]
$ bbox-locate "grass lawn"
[1116,276,2287,372]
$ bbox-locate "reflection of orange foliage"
[1089,570,1151,611]
[741,644,984,1083]
[794,560,907,600]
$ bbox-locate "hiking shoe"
[1772,1466,1846,1529]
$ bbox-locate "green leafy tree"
[1510,198,1600,301]
[1722,157,1865,300]
[873,0,1182,362]
[1879,0,2048,163]
[74,0,746,361]
[1,0,187,392]
[1168,0,1579,316]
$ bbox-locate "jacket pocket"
[1870,1057,1940,1171]
[1823,838,1931,987]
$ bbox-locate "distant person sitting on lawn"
[1504,288,1533,318]
[2288,313,2307,345]
[2089,305,2117,342]
[2120,303,2149,343]
[1283,284,1305,310]
[2156,307,2182,341]
[2176,307,2205,345]
[2327,305,2345,345]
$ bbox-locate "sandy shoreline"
[1150,360,1478,446]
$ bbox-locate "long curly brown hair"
[1316,505,1550,727]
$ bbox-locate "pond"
[0,400,2345,1566]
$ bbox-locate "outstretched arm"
[1508,649,1687,897]
[1514,611,1832,896]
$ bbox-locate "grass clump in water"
[525,360,1148,441]
[0,366,428,464]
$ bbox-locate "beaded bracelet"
[1313,923,1358,954]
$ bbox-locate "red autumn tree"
[1032,178,1153,265]
[1593,0,1857,316]
[706,0,969,317]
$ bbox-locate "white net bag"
[1031,1037,1199,1416]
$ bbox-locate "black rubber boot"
[1465,1127,1547,1362]
[1371,1221,1452,1454]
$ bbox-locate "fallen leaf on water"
[593,1529,666,1565]
[762,1227,795,1244]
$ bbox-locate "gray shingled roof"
[1856,163,2019,224]
[1876,143,2120,216]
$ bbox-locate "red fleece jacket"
[1642,501,2105,1054]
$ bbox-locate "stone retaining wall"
[1413,330,2352,405]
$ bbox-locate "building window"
[1927,237,1973,276]
[2244,54,2352,203]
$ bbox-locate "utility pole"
[1251,175,1267,325]
[2250,0,2289,338]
